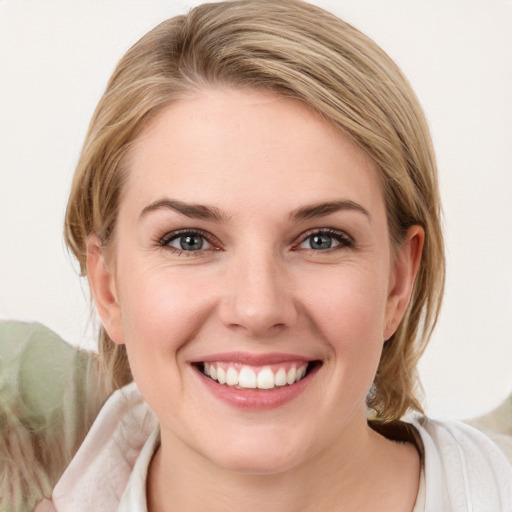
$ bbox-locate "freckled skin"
[88,87,422,511]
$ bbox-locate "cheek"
[299,264,388,373]
[114,266,218,408]
[114,258,216,359]
[305,265,387,334]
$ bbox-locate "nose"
[218,249,298,337]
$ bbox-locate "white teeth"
[286,367,297,385]
[217,367,226,384]
[257,367,275,389]
[226,367,239,386]
[238,367,257,388]
[202,363,310,389]
[275,367,287,386]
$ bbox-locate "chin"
[200,426,312,476]
[212,449,303,476]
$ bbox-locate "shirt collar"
[118,427,161,512]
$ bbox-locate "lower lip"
[196,367,318,410]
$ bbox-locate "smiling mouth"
[196,361,322,390]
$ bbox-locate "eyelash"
[158,229,221,256]
[294,228,354,252]
[157,227,354,255]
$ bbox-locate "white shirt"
[37,383,512,512]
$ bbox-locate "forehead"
[122,87,384,218]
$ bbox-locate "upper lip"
[190,352,315,366]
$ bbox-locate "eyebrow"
[139,199,227,222]
[290,200,370,221]
[139,198,370,223]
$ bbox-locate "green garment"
[0,321,109,512]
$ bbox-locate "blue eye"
[307,233,335,250]
[298,230,352,251]
[163,231,212,251]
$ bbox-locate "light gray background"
[1,0,511,419]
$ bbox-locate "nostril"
[219,300,297,336]
[218,262,298,335]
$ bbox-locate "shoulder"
[411,416,512,511]
[34,498,57,512]
[48,382,157,511]
[466,394,512,463]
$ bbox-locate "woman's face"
[90,88,420,474]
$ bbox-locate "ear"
[383,225,424,340]
[86,234,125,345]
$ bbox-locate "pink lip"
[192,355,321,410]
[191,352,312,366]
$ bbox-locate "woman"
[27,0,511,510]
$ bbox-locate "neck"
[147,409,420,512]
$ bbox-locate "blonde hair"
[65,0,444,419]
